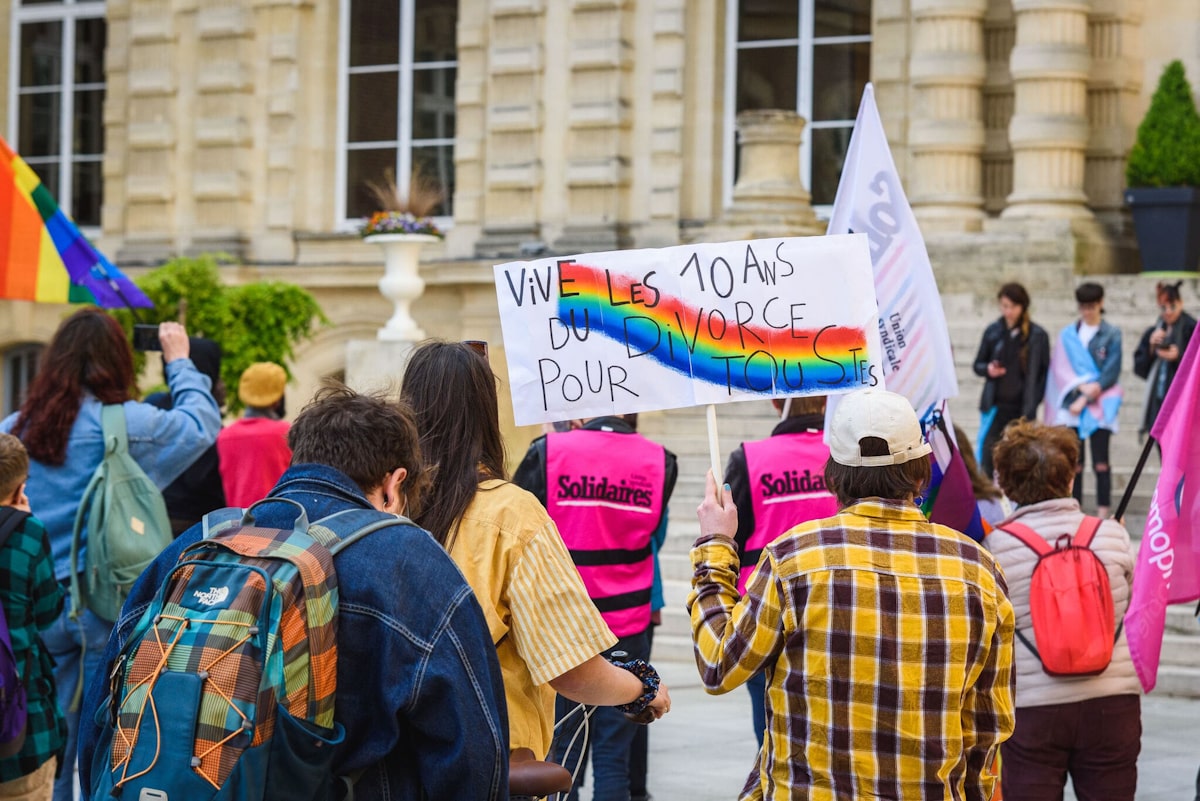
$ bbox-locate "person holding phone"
[1133,281,1196,438]
[972,283,1051,478]
[0,311,220,801]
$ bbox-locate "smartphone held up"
[132,324,162,352]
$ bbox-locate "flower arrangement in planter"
[359,167,446,239]
[358,167,446,341]
[1124,60,1200,274]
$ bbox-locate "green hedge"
[113,254,328,412]
[1126,60,1200,188]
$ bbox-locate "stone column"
[445,0,488,258]
[552,0,634,253]
[1085,0,1144,229]
[908,0,989,232]
[982,0,1015,215]
[1002,0,1093,219]
[248,0,317,264]
[638,0,686,247]
[474,0,545,258]
[692,110,822,241]
[110,0,181,263]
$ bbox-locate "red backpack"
[996,516,1120,677]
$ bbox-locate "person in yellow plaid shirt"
[689,390,1016,801]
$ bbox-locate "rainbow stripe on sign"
[556,262,871,394]
[0,136,152,308]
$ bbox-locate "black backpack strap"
[0,508,30,552]
[1014,629,1042,664]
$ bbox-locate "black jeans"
[1073,428,1112,508]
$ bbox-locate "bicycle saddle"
[509,747,573,797]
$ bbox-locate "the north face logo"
[193,586,230,606]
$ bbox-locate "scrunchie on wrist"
[611,657,660,715]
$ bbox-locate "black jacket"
[972,318,1050,419]
[512,416,678,534]
[1133,311,1197,432]
[723,413,825,569]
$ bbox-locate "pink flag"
[1126,331,1200,692]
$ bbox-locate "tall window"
[339,0,457,223]
[10,0,107,227]
[3,344,43,416]
[727,0,871,208]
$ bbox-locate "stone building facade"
[1,0,1198,455]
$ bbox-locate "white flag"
[825,83,958,424]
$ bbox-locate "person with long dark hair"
[1133,280,1196,437]
[972,282,1051,477]
[402,341,671,770]
[0,309,220,801]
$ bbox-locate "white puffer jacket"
[985,497,1141,708]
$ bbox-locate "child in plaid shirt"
[0,434,65,801]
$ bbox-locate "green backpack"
[70,404,173,625]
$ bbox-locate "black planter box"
[1124,186,1200,274]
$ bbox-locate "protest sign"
[494,234,883,426]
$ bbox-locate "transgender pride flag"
[1044,324,1123,436]
[1125,331,1200,691]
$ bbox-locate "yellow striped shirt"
[449,479,617,758]
[688,499,1015,801]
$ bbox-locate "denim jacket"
[1081,319,1123,391]
[0,357,222,580]
[78,463,509,801]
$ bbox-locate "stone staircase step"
[1160,633,1200,667]
[650,632,698,665]
[1166,603,1200,635]
[1152,666,1200,699]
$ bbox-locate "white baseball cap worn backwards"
[828,389,933,467]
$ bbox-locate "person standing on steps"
[1133,280,1196,441]
[1047,282,1123,519]
[972,283,1050,478]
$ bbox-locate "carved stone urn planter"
[363,233,440,341]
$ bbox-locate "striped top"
[448,479,616,759]
[689,499,1015,801]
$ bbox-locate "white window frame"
[723,0,871,216]
[335,0,456,232]
[8,0,106,232]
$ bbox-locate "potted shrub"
[1124,60,1200,274]
[360,168,445,341]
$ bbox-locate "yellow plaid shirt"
[688,499,1015,801]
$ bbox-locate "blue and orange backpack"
[89,500,403,801]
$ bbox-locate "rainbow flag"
[0,137,151,308]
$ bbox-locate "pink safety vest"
[741,431,838,593]
[546,429,665,637]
